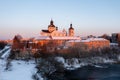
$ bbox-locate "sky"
[0,0,120,40]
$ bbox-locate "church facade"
[40,20,74,37]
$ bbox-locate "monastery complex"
[12,20,110,53]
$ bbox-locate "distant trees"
[101,34,112,42]
[87,35,96,38]
[100,33,120,44]
[0,41,7,49]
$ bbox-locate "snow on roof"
[35,36,80,40]
[52,36,80,40]
[81,38,109,42]
[35,36,51,40]
[68,38,109,43]
[87,38,108,41]
[67,40,81,42]
[80,39,90,42]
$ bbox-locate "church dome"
[69,24,74,30]
[48,20,55,28]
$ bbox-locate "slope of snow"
[0,46,10,54]
[0,60,41,80]
[1,49,11,59]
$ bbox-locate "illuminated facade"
[40,20,74,37]
[68,38,110,50]
[12,20,110,53]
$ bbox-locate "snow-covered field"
[0,60,36,80]
[1,49,11,59]
[0,46,43,80]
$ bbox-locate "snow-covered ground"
[1,49,11,59]
[0,60,37,80]
[0,46,43,80]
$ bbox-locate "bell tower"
[48,20,56,33]
[69,23,74,36]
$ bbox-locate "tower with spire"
[41,20,75,37]
[69,23,74,36]
[48,19,56,33]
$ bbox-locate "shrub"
[36,57,65,80]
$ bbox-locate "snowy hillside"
[0,60,39,80]
[0,46,10,54]
[1,49,11,59]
